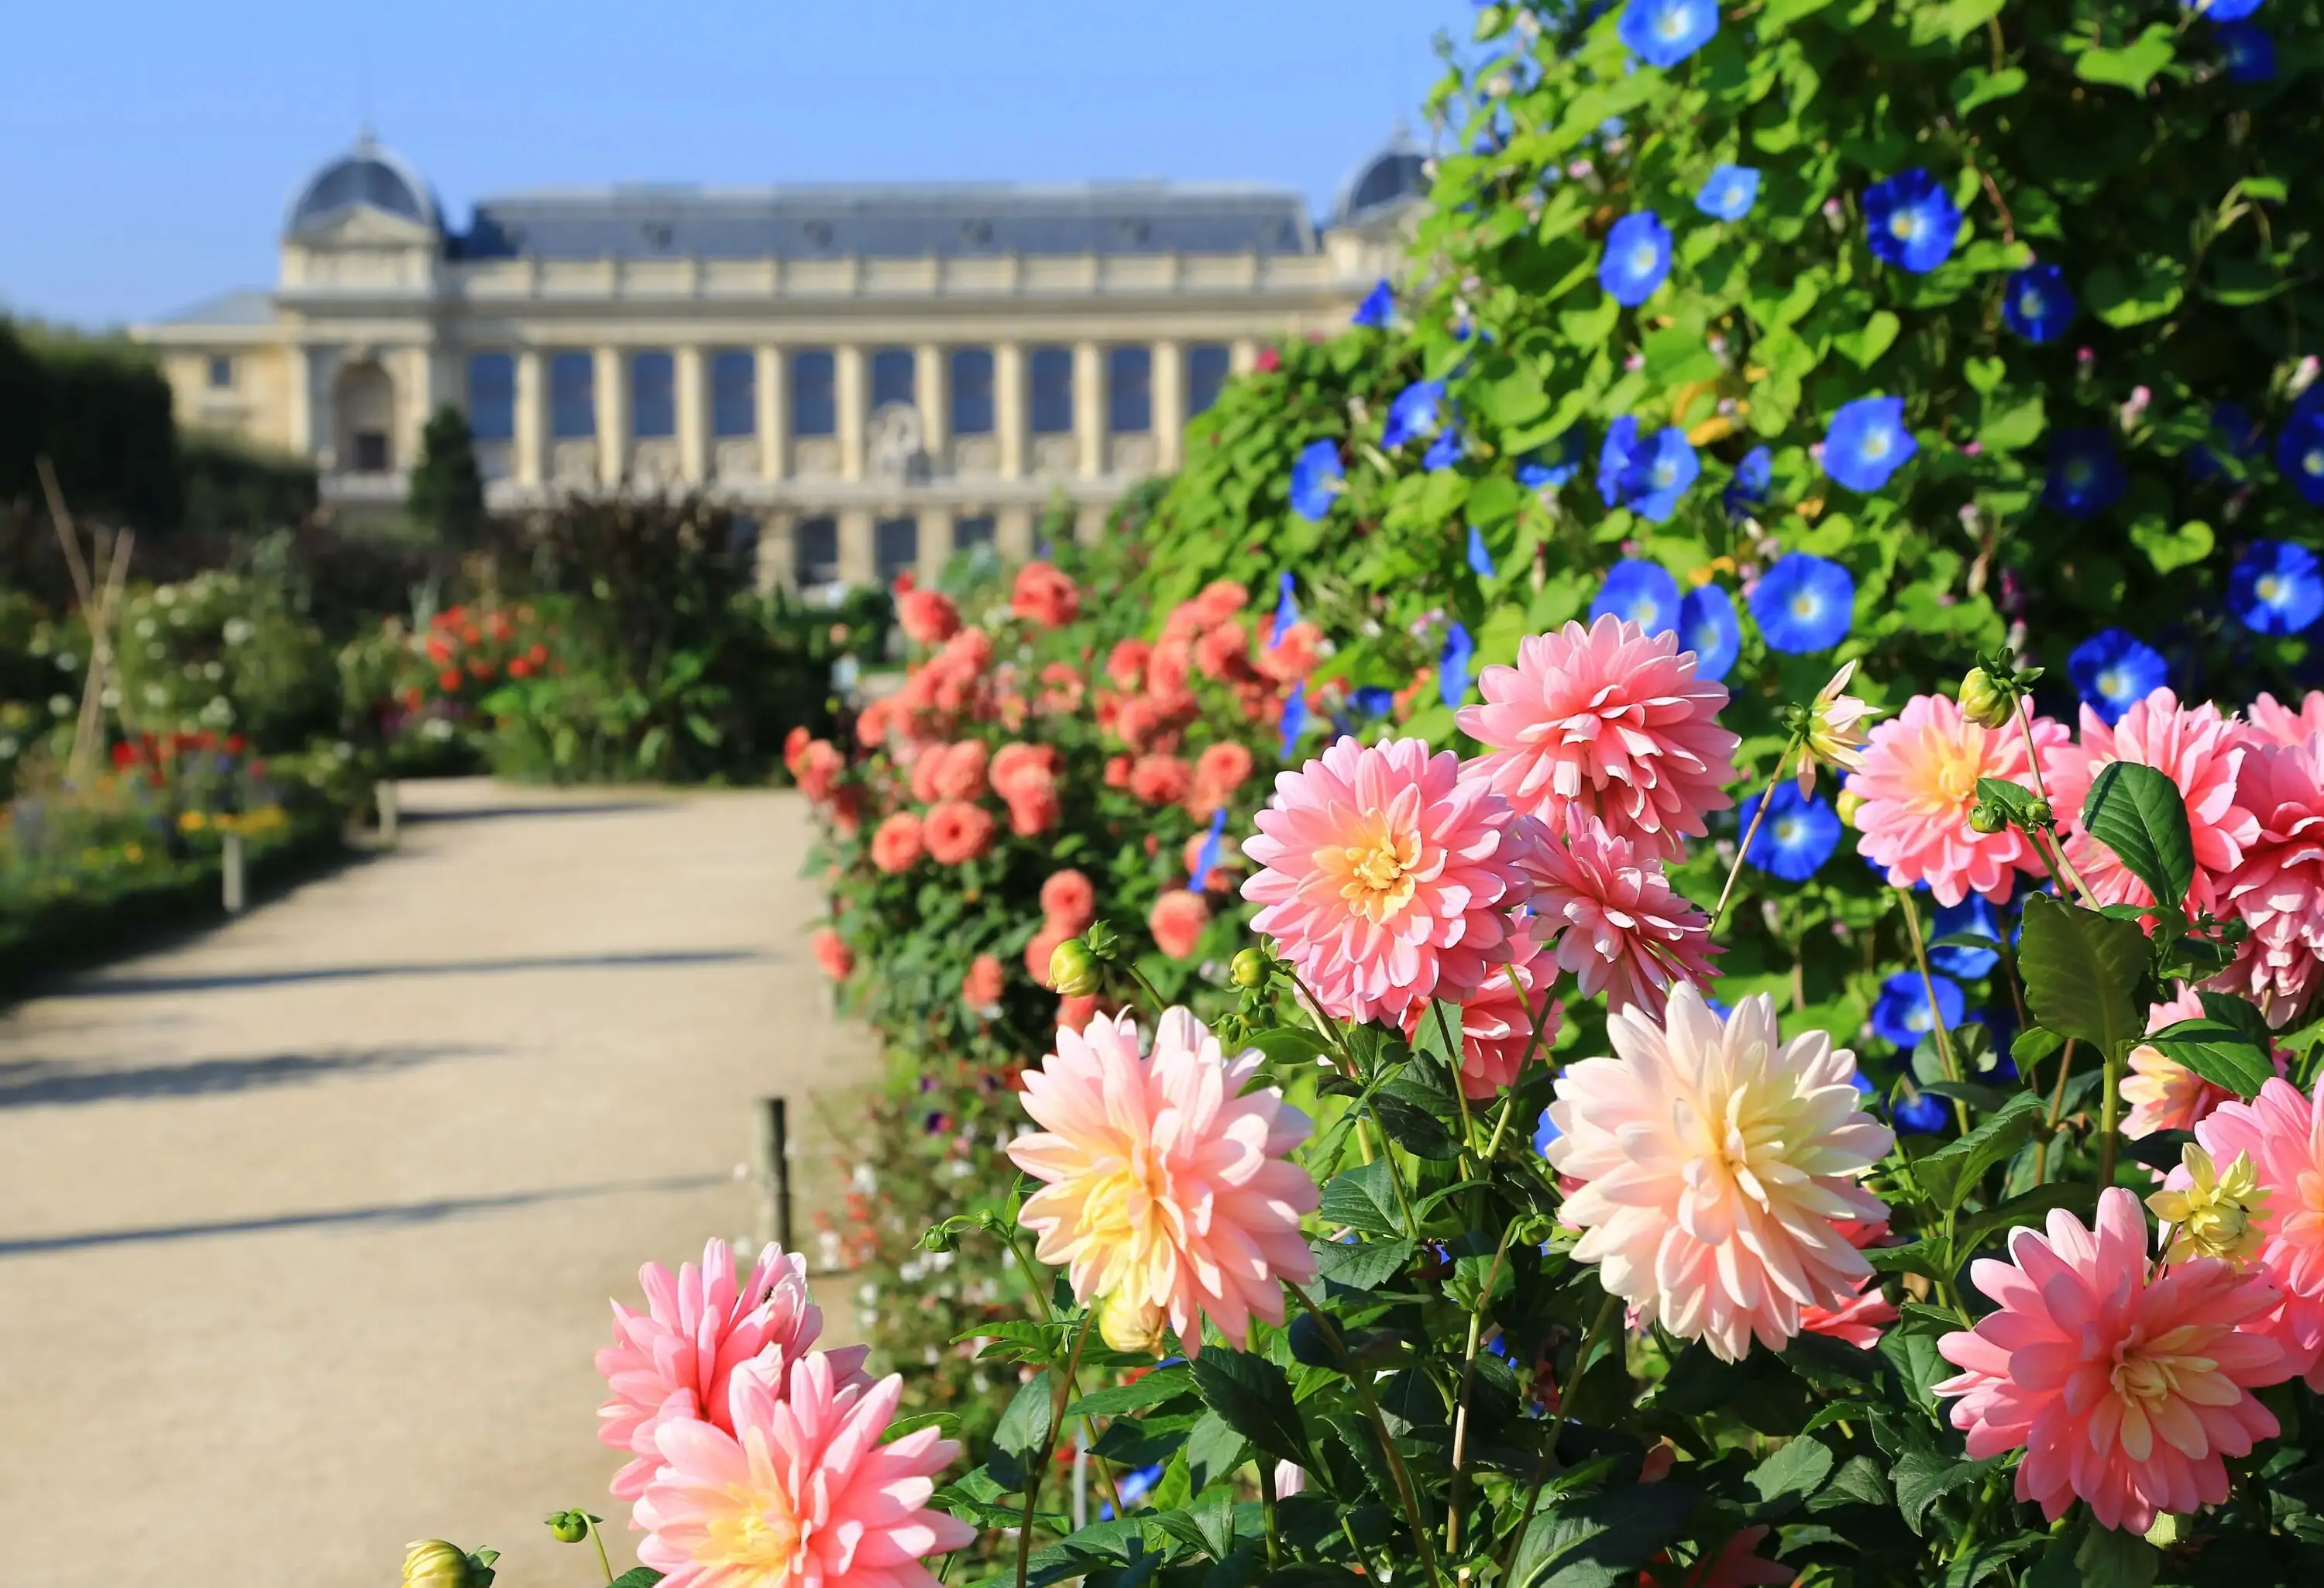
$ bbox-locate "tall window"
[950,349,994,435]
[795,517,840,586]
[792,350,836,437]
[1029,346,1074,435]
[550,352,596,440]
[467,352,516,442]
[1187,345,1232,417]
[631,351,676,439]
[874,517,920,584]
[1108,346,1152,434]
[871,348,915,411]
[711,349,755,438]
[207,356,235,389]
[952,515,996,552]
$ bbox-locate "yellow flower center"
[1930,741,1982,806]
[2148,1146,2269,1265]
[705,1493,803,1578]
[1323,820,1423,923]
[2258,575,2284,603]
[2109,1329,2209,1412]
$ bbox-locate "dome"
[285,132,439,235]
[1334,136,1430,227]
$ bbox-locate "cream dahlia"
[1456,614,1739,859]
[1544,985,1891,1361]
[1519,811,1720,1017]
[1847,692,2073,906]
[2048,689,2257,914]
[1241,736,1527,1023]
[1008,1007,1318,1356]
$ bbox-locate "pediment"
[290,205,438,249]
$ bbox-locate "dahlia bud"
[1967,802,2008,835]
[1230,947,1271,988]
[1095,1291,1171,1356]
[1081,919,1122,961]
[1957,667,2013,730]
[402,1542,496,1588]
[2025,798,2054,827]
[1047,938,1102,997]
[544,1511,594,1545]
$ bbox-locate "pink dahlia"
[2192,1079,2324,1386]
[1544,985,1892,1361]
[810,928,853,981]
[1241,736,1527,1023]
[962,953,1004,1011]
[1518,812,1720,1018]
[923,800,995,865]
[1798,1218,1899,1349]
[1456,615,1738,859]
[1011,561,1081,629]
[1008,1007,1318,1356]
[1398,916,1560,1098]
[636,1353,972,1588]
[2247,689,2324,749]
[2048,689,2257,914]
[2212,734,2324,1026]
[1149,889,1211,959]
[2121,986,2284,1138]
[1848,693,2074,906]
[868,812,923,875]
[1039,868,1096,933]
[595,1239,868,1502]
[1934,1188,2291,1534]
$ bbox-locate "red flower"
[810,928,854,981]
[1253,346,1281,373]
[1129,754,1193,807]
[1148,889,1211,959]
[923,800,996,864]
[961,953,1005,1009]
[1010,562,1081,629]
[1105,641,1152,692]
[438,670,462,692]
[897,589,962,646]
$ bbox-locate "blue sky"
[0,1,1477,329]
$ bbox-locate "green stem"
[586,1518,614,1586]
[1447,1223,1518,1559]
[1117,959,1169,1016]
[2099,1046,2123,1191]
[1712,737,1800,933]
[1494,1445,1559,1586]
[1013,1325,1090,1588]
[1288,1281,1442,1588]
[1257,1453,1283,1569]
[1433,999,1483,1176]
[1896,888,1969,1135]
[2034,1037,2077,1185]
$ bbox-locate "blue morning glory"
[1102,1462,1167,1518]
[1739,782,1841,881]
[1599,423,1700,521]
[1466,524,1497,579]
[1600,212,1673,307]
[2043,428,2126,519]
[2229,540,2324,635]
[2189,402,2266,483]
[2278,394,2324,505]
[1822,396,1918,492]
[1382,380,1446,449]
[1598,417,1642,507]
[1695,164,1760,221]
[1518,433,1583,490]
[1440,621,1475,707]
[1930,893,2004,980]
[1872,968,1966,1049]
[2219,22,2276,81]
[1679,582,1741,680]
[1424,425,1466,470]
[1533,1105,1560,1157]
[1279,684,1308,759]
[1618,0,1719,68]
[2067,629,2170,724]
[1592,558,1681,637]
[1288,440,1342,521]
[1352,279,1394,328]
[2198,0,2263,19]
[1724,445,1772,521]
[1272,570,1299,642]
[1863,169,1961,275]
[1350,685,1394,720]
[1188,808,1227,890]
[1893,1090,1951,1135]
[2000,263,2077,345]
[1749,553,1855,653]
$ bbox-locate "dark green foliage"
[0,320,180,528]
[407,405,486,546]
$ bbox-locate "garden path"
[0,779,875,1588]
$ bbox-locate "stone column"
[757,345,786,481]
[1152,339,1185,471]
[917,507,951,583]
[404,343,437,469]
[837,345,866,482]
[596,346,627,488]
[760,513,797,596]
[1073,340,1104,480]
[1230,339,1259,375]
[287,345,315,457]
[514,349,545,487]
[916,342,947,456]
[995,342,1026,480]
[675,345,707,484]
[837,507,875,587]
[997,504,1037,561]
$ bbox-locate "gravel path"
[0,779,874,1588]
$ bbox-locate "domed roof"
[1334,133,1430,226]
[285,132,439,235]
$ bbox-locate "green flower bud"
[1957,667,2013,730]
[1967,801,2008,835]
[544,1511,592,1545]
[1047,937,1102,997]
[1081,919,1122,961]
[2026,798,2054,827]
[402,1542,486,1588]
[1230,947,1271,988]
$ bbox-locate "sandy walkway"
[0,779,875,1588]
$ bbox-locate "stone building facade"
[132,133,1423,590]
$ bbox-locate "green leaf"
[1318,1161,1405,1236]
[1064,1366,1196,1421]
[1972,776,2044,824]
[1184,1411,1248,1489]
[1188,1349,1308,1467]
[2144,1019,2275,1098]
[1315,1234,1416,1291]
[2074,26,2176,94]
[1747,1436,1834,1504]
[1952,1181,2099,1258]
[1913,1090,2044,1211]
[1950,66,2027,115]
[1893,1451,1996,1534]
[1944,1536,2040,1588]
[1834,311,1899,370]
[2018,895,2147,1057]
[2085,257,2187,328]
[2195,989,2273,1048]
[1975,396,2046,452]
[2129,515,2212,575]
[2067,1517,2161,1587]
[1810,1452,1893,1511]
[1250,1026,1333,1068]
[1509,1484,1701,1588]
[1962,356,2006,395]
[993,1371,1057,1457]
[609,1570,665,1588]
[2079,761,2195,907]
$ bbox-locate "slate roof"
[153,288,277,327]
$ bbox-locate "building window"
[631,351,676,439]
[352,431,390,473]
[550,351,596,440]
[871,348,915,411]
[952,515,996,552]
[467,352,516,442]
[795,516,840,587]
[949,349,994,435]
[1187,344,1232,417]
[1029,346,1074,435]
[1108,346,1152,434]
[874,517,920,585]
[712,349,755,438]
[792,350,836,437]
[207,356,234,389]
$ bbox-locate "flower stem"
[1287,1280,1442,1588]
[1712,737,1800,933]
[585,1517,614,1586]
[2035,1037,2078,1184]
[1447,1223,1518,1559]
[1257,1452,1283,1568]
[2099,1046,2123,1191]
[1013,1325,1089,1588]
[1896,888,1969,1134]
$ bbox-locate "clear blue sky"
[0,1,1477,329]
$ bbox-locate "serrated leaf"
[1810,1452,1892,1511]
[1318,1160,1405,1236]
[1953,1181,2098,1258]
[1747,1436,1834,1504]
[2195,990,2272,1047]
[1064,1366,1196,1421]
[1509,1484,1701,1588]
[1250,1026,1333,1068]
[2144,1019,2274,1098]
[1189,1349,1308,1467]
[1184,1411,1249,1490]
[2018,895,2146,1058]
[1315,1235,1416,1291]
[995,1371,1057,1457]
[2080,761,2195,908]
[1893,1451,1996,1533]
[1945,1536,2040,1588]
[1913,1089,2044,1210]
[609,1571,665,1588]
[1972,776,2044,823]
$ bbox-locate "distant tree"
[407,404,485,545]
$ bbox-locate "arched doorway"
[335,361,397,473]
